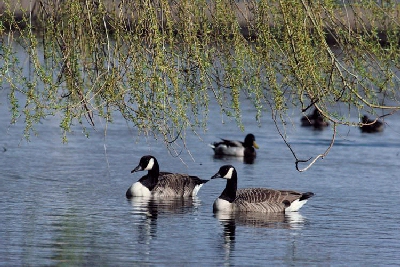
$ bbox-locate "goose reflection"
[214,211,306,263]
[128,197,201,238]
[215,211,305,233]
[129,196,200,216]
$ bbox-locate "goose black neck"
[219,169,238,203]
[147,159,160,182]
[142,159,160,191]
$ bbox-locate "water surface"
[1,66,400,267]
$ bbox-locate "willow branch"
[271,107,336,172]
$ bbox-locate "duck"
[209,133,259,157]
[360,115,384,133]
[126,155,208,199]
[211,165,314,213]
[301,108,329,129]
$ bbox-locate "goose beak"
[211,172,222,179]
[253,141,259,149]
[131,165,143,173]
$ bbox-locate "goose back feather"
[233,188,313,212]
[151,173,207,197]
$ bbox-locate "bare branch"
[271,106,336,172]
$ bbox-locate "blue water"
[1,52,400,266]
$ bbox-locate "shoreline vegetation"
[0,1,399,165]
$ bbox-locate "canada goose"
[301,108,329,129]
[210,134,259,157]
[360,115,384,133]
[126,155,208,199]
[211,165,314,213]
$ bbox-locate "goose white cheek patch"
[144,158,154,171]
[223,167,234,179]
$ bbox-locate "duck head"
[244,134,259,149]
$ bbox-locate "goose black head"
[211,165,236,180]
[131,155,157,173]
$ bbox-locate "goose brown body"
[150,173,207,197]
[211,165,314,213]
[230,188,314,213]
[126,155,208,198]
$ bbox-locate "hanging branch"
[271,108,336,172]
[1,0,400,149]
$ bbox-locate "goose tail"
[192,181,208,196]
[300,192,315,201]
[190,176,209,185]
[285,192,315,212]
[200,179,209,184]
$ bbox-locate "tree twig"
[271,107,336,172]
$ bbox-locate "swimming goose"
[126,155,208,199]
[210,134,259,157]
[301,108,329,129]
[211,165,314,213]
[360,115,384,133]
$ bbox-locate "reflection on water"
[49,209,88,265]
[128,197,201,240]
[212,154,256,165]
[128,196,201,216]
[216,211,305,230]
[214,211,306,266]
[215,211,305,240]
[2,46,400,265]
